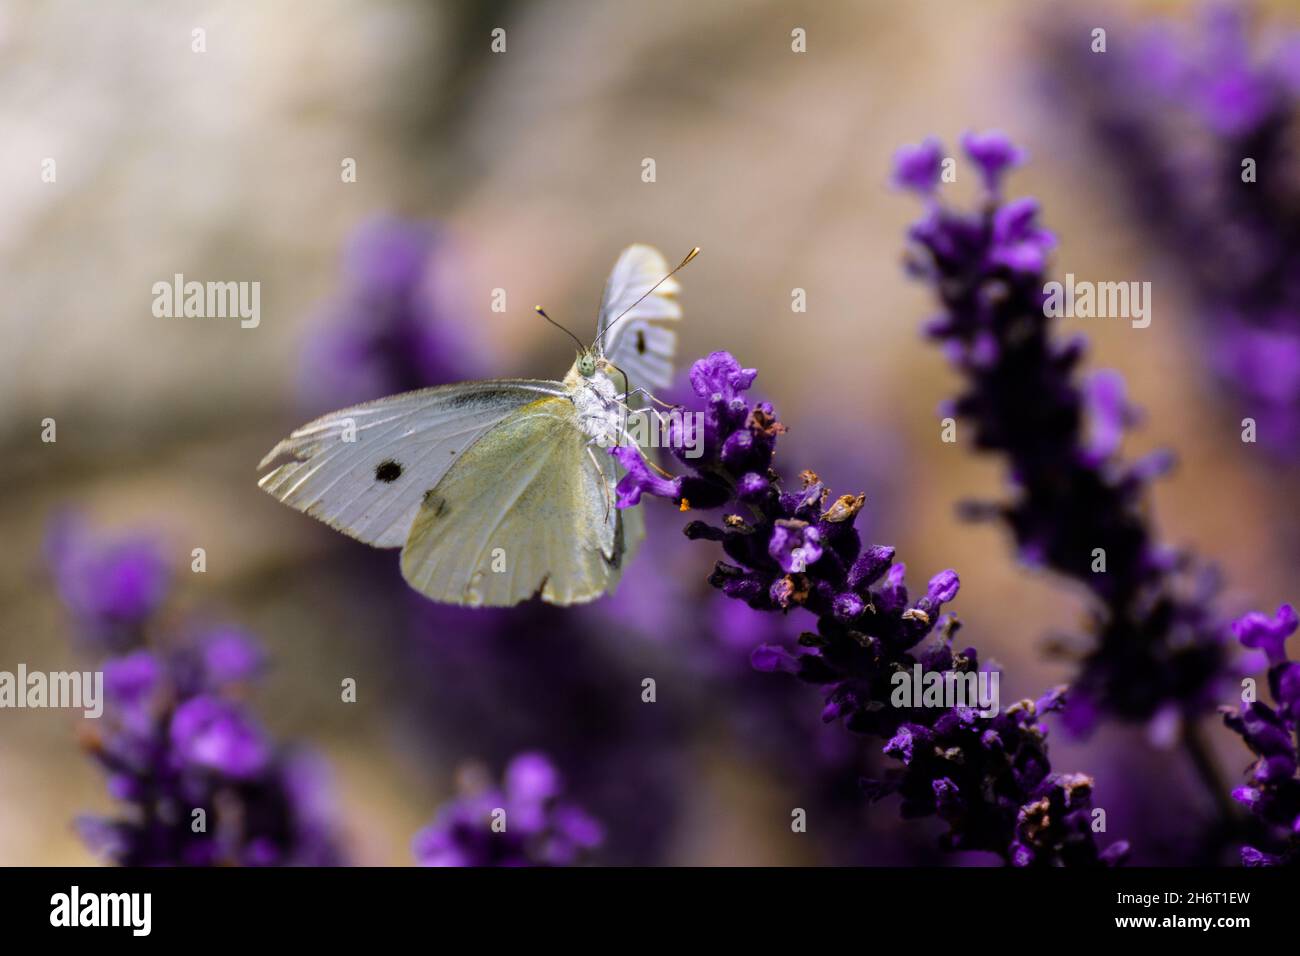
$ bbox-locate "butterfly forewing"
[258,380,564,548]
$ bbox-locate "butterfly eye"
[578,353,596,377]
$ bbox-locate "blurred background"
[2,0,1297,865]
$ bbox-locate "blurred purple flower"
[197,626,265,686]
[298,216,482,410]
[103,651,163,707]
[170,696,272,779]
[1080,369,1135,466]
[48,516,346,866]
[1234,603,1300,665]
[898,134,1232,736]
[413,753,603,867]
[77,639,345,866]
[44,513,170,649]
[1038,4,1300,455]
[399,595,686,865]
[892,137,944,193]
[960,130,1026,193]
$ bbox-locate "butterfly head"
[576,350,598,378]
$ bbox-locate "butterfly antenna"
[595,246,700,351]
[535,305,587,352]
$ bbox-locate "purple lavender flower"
[195,626,265,686]
[1223,604,1300,865]
[611,444,681,507]
[49,516,345,866]
[617,352,1127,865]
[1038,4,1300,454]
[892,137,944,193]
[169,696,273,779]
[77,642,345,866]
[768,519,823,574]
[412,752,603,866]
[960,130,1027,193]
[897,133,1232,736]
[44,513,170,650]
[298,216,482,410]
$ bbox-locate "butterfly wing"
[400,396,636,606]
[595,244,681,390]
[258,380,564,549]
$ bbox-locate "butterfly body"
[565,358,626,449]
[259,244,690,608]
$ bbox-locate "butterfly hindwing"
[258,380,565,548]
[399,396,635,606]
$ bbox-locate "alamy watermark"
[608,408,704,459]
[1043,273,1151,329]
[890,663,1000,717]
[152,273,260,328]
[0,664,103,718]
[50,886,151,936]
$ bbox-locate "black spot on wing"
[375,459,403,482]
[635,329,647,355]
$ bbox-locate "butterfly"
[258,244,697,607]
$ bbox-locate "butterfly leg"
[613,402,683,472]
[586,444,613,522]
[614,398,670,434]
[619,386,676,410]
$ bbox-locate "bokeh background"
[2,0,1297,865]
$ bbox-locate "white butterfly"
[258,244,697,607]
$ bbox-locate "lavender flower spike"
[624,352,1127,866]
[77,634,345,867]
[898,133,1231,735]
[50,516,345,866]
[1223,604,1300,866]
